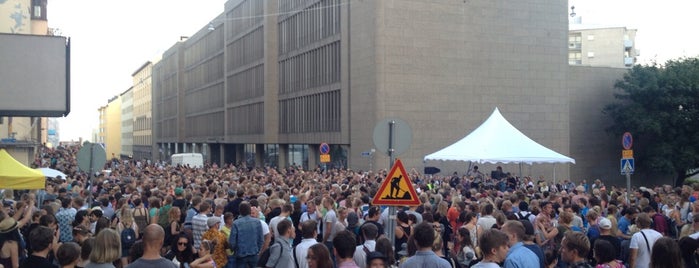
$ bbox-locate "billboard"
[0,33,70,117]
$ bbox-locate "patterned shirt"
[56,207,76,242]
[202,228,228,268]
[192,213,209,249]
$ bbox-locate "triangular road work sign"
[372,159,420,206]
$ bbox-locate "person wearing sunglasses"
[165,234,196,268]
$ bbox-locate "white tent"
[424,108,575,164]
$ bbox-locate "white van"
[171,153,203,168]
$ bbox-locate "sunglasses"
[178,242,188,246]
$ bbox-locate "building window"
[587,52,595,58]
[569,52,582,65]
[587,35,595,41]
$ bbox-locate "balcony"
[624,57,634,66]
[569,42,582,50]
[624,39,633,50]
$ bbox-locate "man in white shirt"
[294,220,319,268]
[629,213,662,268]
[270,203,293,238]
[300,201,321,241]
[353,224,378,268]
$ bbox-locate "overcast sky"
[51,0,699,141]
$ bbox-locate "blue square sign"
[620,158,634,174]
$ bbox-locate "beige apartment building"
[104,96,122,160]
[569,24,638,68]
[96,106,107,146]
[132,62,155,160]
[0,0,49,164]
[121,88,133,158]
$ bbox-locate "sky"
[51,0,699,141]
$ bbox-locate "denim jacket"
[229,216,264,257]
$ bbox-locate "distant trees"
[604,58,699,186]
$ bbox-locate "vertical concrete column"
[219,145,226,166]
[278,144,289,168]
[235,145,245,165]
[255,144,265,167]
[308,144,319,170]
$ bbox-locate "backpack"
[516,212,532,221]
[121,223,137,249]
[651,213,669,236]
[667,215,678,238]
[158,205,171,229]
[257,241,282,268]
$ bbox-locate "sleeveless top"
[467,225,478,247]
[0,256,11,268]
[133,207,149,232]
[395,224,411,256]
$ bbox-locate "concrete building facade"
[569,25,638,68]
[121,88,134,158]
[152,0,578,178]
[132,62,155,161]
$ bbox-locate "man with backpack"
[646,206,676,238]
[353,224,378,268]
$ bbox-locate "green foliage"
[603,58,699,185]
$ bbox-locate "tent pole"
[553,164,556,186]
[519,163,522,178]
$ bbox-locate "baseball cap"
[207,217,221,228]
[599,218,612,229]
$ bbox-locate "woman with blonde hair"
[86,229,120,268]
[116,205,138,268]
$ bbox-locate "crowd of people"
[0,144,696,268]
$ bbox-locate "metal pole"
[553,164,556,186]
[88,144,95,208]
[386,120,396,250]
[626,171,631,204]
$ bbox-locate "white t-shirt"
[477,215,497,231]
[471,261,501,268]
[324,209,337,242]
[260,219,270,235]
[630,229,663,268]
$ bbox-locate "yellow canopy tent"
[0,149,45,189]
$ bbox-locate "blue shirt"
[400,250,451,268]
[229,215,264,257]
[618,216,631,236]
[504,242,539,268]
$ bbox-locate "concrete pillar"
[278,144,289,168]
[235,145,244,165]
[308,144,319,170]
[255,144,264,167]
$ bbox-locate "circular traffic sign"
[319,143,330,154]
[622,132,633,150]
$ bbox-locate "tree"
[604,57,699,186]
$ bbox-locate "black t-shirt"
[20,255,58,268]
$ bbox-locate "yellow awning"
[0,149,45,189]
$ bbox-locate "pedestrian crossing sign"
[372,159,421,206]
